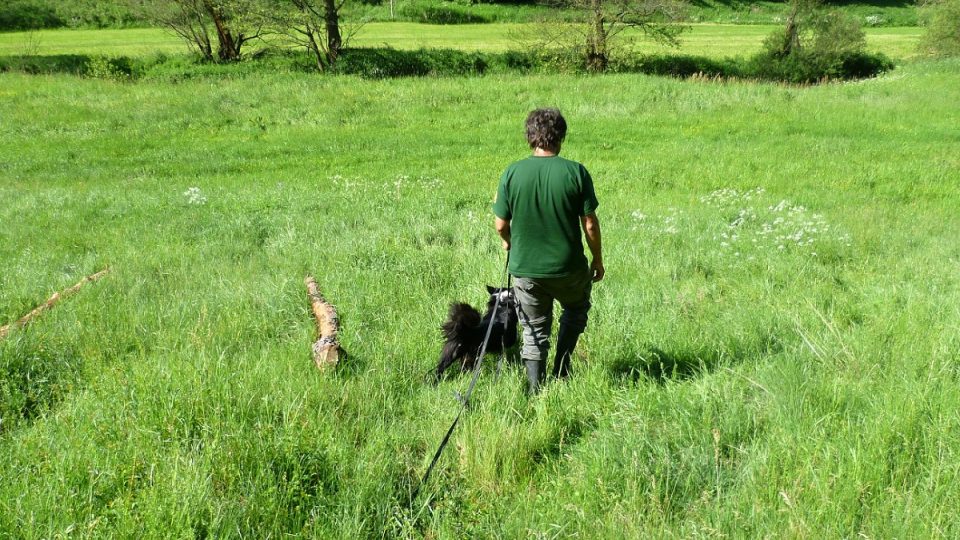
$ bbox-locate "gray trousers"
[513,267,593,379]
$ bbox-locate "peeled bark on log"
[0,267,110,340]
[304,276,341,369]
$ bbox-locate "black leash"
[494,271,513,381]
[411,255,511,504]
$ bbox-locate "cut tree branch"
[304,276,341,369]
[0,268,110,340]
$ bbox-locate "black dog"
[434,286,519,380]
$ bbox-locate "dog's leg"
[460,351,478,372]
[435,340,462,380]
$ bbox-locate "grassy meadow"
[0,23,924,60]
[1,22,960,539]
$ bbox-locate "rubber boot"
[552,325,581,379]
[524,359,545,395]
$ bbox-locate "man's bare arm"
[581,213,604,282]
[495,217,511,251]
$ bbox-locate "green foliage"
[611,53,743,77]
[0,45,894,82]
[0,0,63,31]
[751,2,893,82]
[920,0,960,56]
[132,0,266,61]
[0,0,142,30]
[526,0,689,72]
[0,54,86,75]
[330,47,545,77]
[749,48,894,82]
[55,0,143,28]
[333,47,490,75]
[526,44,585,72]
[398,0,491,23]
[84,54,132,80]
[686,0,920,27]
[0,53,138,77]
[808,9,868,55]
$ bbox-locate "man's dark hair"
[525,108,567,152]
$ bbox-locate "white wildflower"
[183,187,207,205]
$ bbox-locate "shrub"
[0,54,144,79]
[749,4,892,82]
[398,1,489,23]
[836,51,896,78]
[0,54,89,75]
[0,0,143,30]
[0,46,893,84]
[84,56,135,80]
[920,0,960,57]
[0,0,62,31]
[491,50,538,71]
[748,48,893,83]
[612,54,743,78]
[527,46,585,73]
[333,48,490,77]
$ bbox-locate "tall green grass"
[1,59,958,537]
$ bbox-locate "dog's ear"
[486,285,496,294]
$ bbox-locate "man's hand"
[495,217,511,252]
[591,259,605,282]
[581,213,603,282]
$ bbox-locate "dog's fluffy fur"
[434,286,519,379]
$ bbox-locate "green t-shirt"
[493,155,599,278]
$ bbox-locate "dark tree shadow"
[826,0,914,7]
[687,0,749,8]
[0,54,136,76]
[687,0,913,8]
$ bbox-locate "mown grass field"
[0,23,924,60]
[1,23,959,538]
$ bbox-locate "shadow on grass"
[687,0,749,9]
[827,0,914,7]
[529,414,598,465]
[0,336,84,434]
[0,48,893,84]
[608,326,786,385]
[608,346,721,385]
[0,53,137,76]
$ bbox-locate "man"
[492,108,604,395]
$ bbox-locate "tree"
[131,0,265,61]
[766,0,864,59]
[752,0,881,82]
[920,0,960,57]
[533,0,688,72]
[263,0,353,71]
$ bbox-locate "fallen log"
[0,267,110,340]
[304,276,341,369]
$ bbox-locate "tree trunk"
[199,36,213,60]
[204,0,241,61]
[324,0,342,65]
[587,0,608,72]
[782,1,801,56]
[306,26,326,71]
